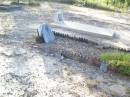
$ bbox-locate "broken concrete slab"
[37,23,55,43]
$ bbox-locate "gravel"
[0,2,130,97]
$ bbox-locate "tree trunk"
[18,0,20,4]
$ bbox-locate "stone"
[109,84,126,96]
[100,62,108,73]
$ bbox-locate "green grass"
[75,0,130,12]
[51,0,130,12]
[9,0,130,12]
[100,52,130,75]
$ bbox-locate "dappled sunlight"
[70,74,87,84]
[112,30,130,49]
[28,23,40,30]
[19,51,99,96]
[68,5,130,25]
[0,14,15,35]
[113,41,130,49]
[0,46,11,75]
[0,1,130,97]
[0,0,11,5]
[41,2,53,11]
[119,30,130,41]
[25,54,46,76]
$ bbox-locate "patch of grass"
[46,0,129,12]
[77,2,115,12]
[76,0,130,12]
[100,52,130,75]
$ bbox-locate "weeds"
[100,52,130,75]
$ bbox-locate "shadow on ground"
[0,4,22,12]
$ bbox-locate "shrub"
[100,52,130,75]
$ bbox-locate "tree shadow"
[0,4,22,12]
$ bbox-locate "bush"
[100,52,130,75]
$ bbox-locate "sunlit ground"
[0,1,130,97]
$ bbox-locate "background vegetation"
[100,52,130,75]
[1,0,130,11]
[75,0,130,11]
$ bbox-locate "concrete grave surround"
[51,10,116,39]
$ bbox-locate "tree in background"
[18,0,19,4]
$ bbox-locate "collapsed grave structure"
[37,10,130,51]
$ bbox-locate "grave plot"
[52,10,115,39]
[0,2,130,97]
[50,10,130,51]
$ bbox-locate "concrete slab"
[51,21,116,39]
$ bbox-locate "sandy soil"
[0,2,130,97]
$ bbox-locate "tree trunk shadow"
[0,4,22,12]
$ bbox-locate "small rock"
[109,84,126,97]
[100,62,108,73]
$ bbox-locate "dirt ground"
[0,2,130,97]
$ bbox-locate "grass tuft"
[100,52,130,75]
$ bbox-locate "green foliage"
[100,52,130,75]
[64,0,130,11]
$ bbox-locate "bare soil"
[0,2,130,97]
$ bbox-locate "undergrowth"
[100,52,130,75]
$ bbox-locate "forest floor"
[0,2,130,97]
